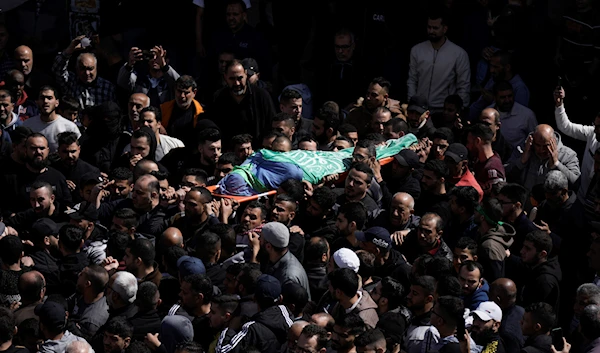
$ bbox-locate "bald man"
[378,193,420,246]
[509,123,580,191]
[13,46,51,103]
[66,341,94,353]
[160,227,184,248]
[490,278,525,352]
[287,321,310,352]
[128,93,150,130]
[15,271,45,324]
[479,107,513,162]
[53,36,115,108]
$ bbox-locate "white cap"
[472,301,502,322]
[333,248,360,273]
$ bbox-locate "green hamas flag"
[230,134,419,190]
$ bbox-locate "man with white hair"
[535,170,578,238]
[52,36,115,109]
[66,341,95,353]
[105,271,138,321]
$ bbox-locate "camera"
[142,50,154,61]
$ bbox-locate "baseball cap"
[333,248,360,273]
[255,274,281,302]
[444,143,468,163]
[177,256,206,277]
[241,58,259,76]
[472,301,502,322]
[407,96,429,114]
[35,301,67,329]
[394,149,420,169]
[355,226,393,250]
[30,218,59,241]
[66,201,99,221]
[80,171,103,187]
[261,222,290,248]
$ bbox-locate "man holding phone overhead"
[117,45,181,108]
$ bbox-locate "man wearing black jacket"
[208,60,276,149]
[129,282,161,341]
[58,224,90,297]
[380,149,422,206]
[27,218,61,295]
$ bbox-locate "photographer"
[117,46,181,108]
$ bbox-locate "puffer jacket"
[508,131,580,191]
[479,223,516,282]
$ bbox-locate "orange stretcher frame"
[207,156,395,203]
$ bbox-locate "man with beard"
[405,96,436,139]
[172,187,219,249]
[478,107,513,163]
[357,227,410,279]
[23,86,80,152]
[52,131,100,203]
[470,50,530,120]
[328,268,378,328]
[407,10,470,112]
[160,76,204,148]
[70,265,110,340]
[175,273,215,350]
[469,301,506,353]
[249,222,311,300]
[332,202,367,253]
[403,275,436,353]
[398,213,453,264]
[346,77,402,137]
[96,174,167,239]
[490,81,537,148]
[270,194,304,262]
[53,37,116,108]
[535,168,578,240]
[414,160,450,225]
[5,181,68,232]
[27,218,62,295]
[331,313,366,353]
[0,89,23,144]
[279,88,312,136]
[458,261,489,311]
[312,105,341,151]
[333,162,380,221]
[104,271,139,322]
[1,133,72,214]
[466,123,505,196]
[209,59,275,149]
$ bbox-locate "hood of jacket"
[532,256,563,283]
[356,290,379,314]
[464,279,490,310]
[160,315,194,353]
[252,305,293,344]
[481,222,516,248]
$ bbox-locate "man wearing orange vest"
[160,75,204,148]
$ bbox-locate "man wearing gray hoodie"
[37,301,86,353]
[508,124,580,192]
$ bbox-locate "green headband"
[475,205,504,227]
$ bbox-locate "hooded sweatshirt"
[160,315,194,353]
[478,223,516,282]
[508,131,580,191]
[463,279,490,311]
[332,290,380,329]
[521,256,562,310]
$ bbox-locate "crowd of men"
[0,0,599,353]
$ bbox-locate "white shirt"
[407,38,471,109]
[123,133,184,161]
[23,114,81,152]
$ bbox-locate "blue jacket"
[463,279,490,311]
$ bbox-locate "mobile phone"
[551,328,564,350]
[557,76,562,88]
[456,317,466,341]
